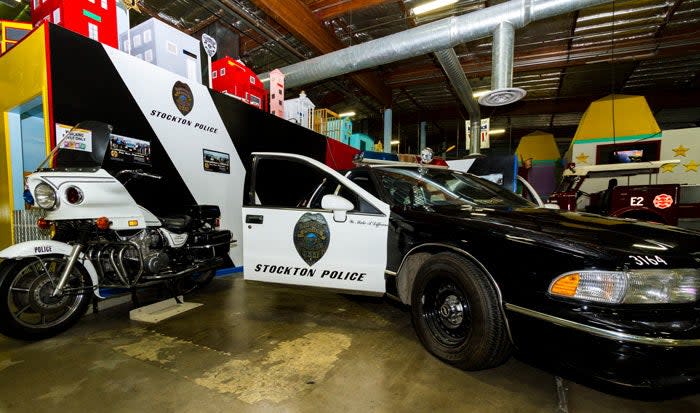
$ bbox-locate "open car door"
[242,153,390,294]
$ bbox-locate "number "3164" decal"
[629,255,668,266]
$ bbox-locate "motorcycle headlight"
[34,183,57,210]
[549,269,700,304]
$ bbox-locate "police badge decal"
[172,81,194,116]
[293,213,330,266]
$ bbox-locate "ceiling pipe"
[259,0,613,89]
[433,48,483,155]
[479,21,527,106]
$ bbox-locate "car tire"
[410,252,511,370]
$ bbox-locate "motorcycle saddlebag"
[188,205,221,219]
[187,205,221,228]
[189,230,232,260]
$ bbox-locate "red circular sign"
[653,194,673,209]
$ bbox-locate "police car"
[241,152,700,396]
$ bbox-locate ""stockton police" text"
[253,264,365,281]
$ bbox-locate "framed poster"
[203,149,230,173]
[109,134,151,165]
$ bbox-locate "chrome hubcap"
[439,295,464,327]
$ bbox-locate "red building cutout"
[30,0,118,48]
[211,56,268,111]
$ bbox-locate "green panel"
[82,9,102,22]
[575,133,662,144]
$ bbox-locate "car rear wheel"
[410,252,511,370]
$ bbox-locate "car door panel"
[242,153,390,294]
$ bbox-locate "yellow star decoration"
[575,153,590,164]
[123,0,141,12]
[684,160,699,172]
[661,163,678,173]
[673,145,690,157]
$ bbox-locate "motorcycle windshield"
[37,121,112,171]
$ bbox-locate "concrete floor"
[0,275,698,413]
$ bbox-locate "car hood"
[424,205,700,259]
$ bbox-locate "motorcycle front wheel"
[0,255,93,340]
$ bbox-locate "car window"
[375,167,534,208]
[250,158,381,214]
[251,158,327,208]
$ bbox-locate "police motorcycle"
[0,121,232,340]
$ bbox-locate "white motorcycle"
[0,121,233,340]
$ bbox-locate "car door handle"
[246,215,264,224]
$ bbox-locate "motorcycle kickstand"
[131,289,141,308]
[165,281,183,304]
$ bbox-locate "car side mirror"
[321,194,354,223]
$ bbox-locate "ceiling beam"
[249,0,392,106]
[393,89,700,122]
[185,12,221,34]
[654,0,685,38]
[310,0,396,21]
[134,1,187,30]
[387,30,700,87]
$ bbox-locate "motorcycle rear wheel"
[0,255,92,340]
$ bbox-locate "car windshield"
[37,121,112,172]
[375,167,534,209]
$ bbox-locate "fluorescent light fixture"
[489,129,506,135]
[472,89,491,98]
[391,140,400,145]
[412,0,458,15]
[338,111,356,117]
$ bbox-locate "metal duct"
[259,0,612,89]
[479,21,527,106]
[434,48,482,155]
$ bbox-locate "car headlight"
[34,183,57,210]
[549,269,700,304]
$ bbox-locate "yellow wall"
[0,25,50,248]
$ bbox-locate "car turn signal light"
[550,273,579,296]
[95,216,111,230]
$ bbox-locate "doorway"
[8,96,46,210]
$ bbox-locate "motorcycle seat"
[161,215,192,233]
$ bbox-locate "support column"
[419,121,427,150]
[383,108,392,153]
[470,118,481,156]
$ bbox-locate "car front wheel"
[410,252,511,370]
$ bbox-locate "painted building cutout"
[269,69,285,118]
[284,91,315,130]
[568,94,699,195]
[515,130,562,198]
[211,56,267,110]
[120,18,202,83]
[30,0,118,48]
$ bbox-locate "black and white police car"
[241,152,700,397]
